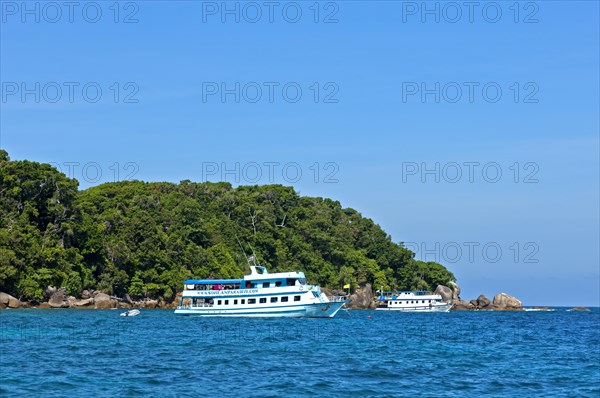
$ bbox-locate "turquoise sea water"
[1,309,599,397]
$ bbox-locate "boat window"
[281,296,289,302]
[299,279,306,285]
[246,282,252,288]
[259,298,267,304]
[234,299,238,305]
[294,296,301,302]
[422,300,425,303]
[217,300,222,305]
[248,299,256,304]
[241,299,245,304]
[271,297,278,303]
[275,281,282,287]
[263,282,270,288]
[224,300,229,305]
[286,278,297,286]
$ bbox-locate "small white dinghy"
[120,309,140,317]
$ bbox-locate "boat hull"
[174,301,347,318]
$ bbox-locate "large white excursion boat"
[376,291,452,312]
[174,265,347,317]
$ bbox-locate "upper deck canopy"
[184,279,243,285]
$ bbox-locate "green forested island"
[0,150,455,302]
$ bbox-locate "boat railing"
[379,290,433,296]
[327,295,347,302]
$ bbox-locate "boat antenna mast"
[236,235,253,268]
[235,236,264,272]
[247,243,259,265]
[246,243,267,274]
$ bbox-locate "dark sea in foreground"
[1,308,599,397]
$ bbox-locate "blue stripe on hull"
[182,309,308,317]
[174,302,346,318]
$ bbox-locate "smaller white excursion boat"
[120,309,140,317]
[376,291,451,312]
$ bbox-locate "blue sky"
[1,1,598,306]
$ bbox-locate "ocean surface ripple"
[1,309,599,397]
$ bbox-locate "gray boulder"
[0,292,23,308]
[73,298,94,307]
[433,285,453,303]
[80,290,91,299]
[44,285,57,299]
[94,293,116,309]
[347,284,376,309]
[143,299,159,309]
[448,281,461,299]
[492,293,522,309]
[48,288,69,308]
[451,298,474,311]
[475,294,492,309]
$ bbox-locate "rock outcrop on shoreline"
[48,288,69,308]
[0,292,25,308]
[433,285,453,303]
[347,283,377,309]
[452,292,523,311]
[451,298,475,310]
[448,281,460,298]
[493,293,522,310]
[0,286,181,310]
[94,292,117,309]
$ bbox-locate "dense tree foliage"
[0,151,455,301]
